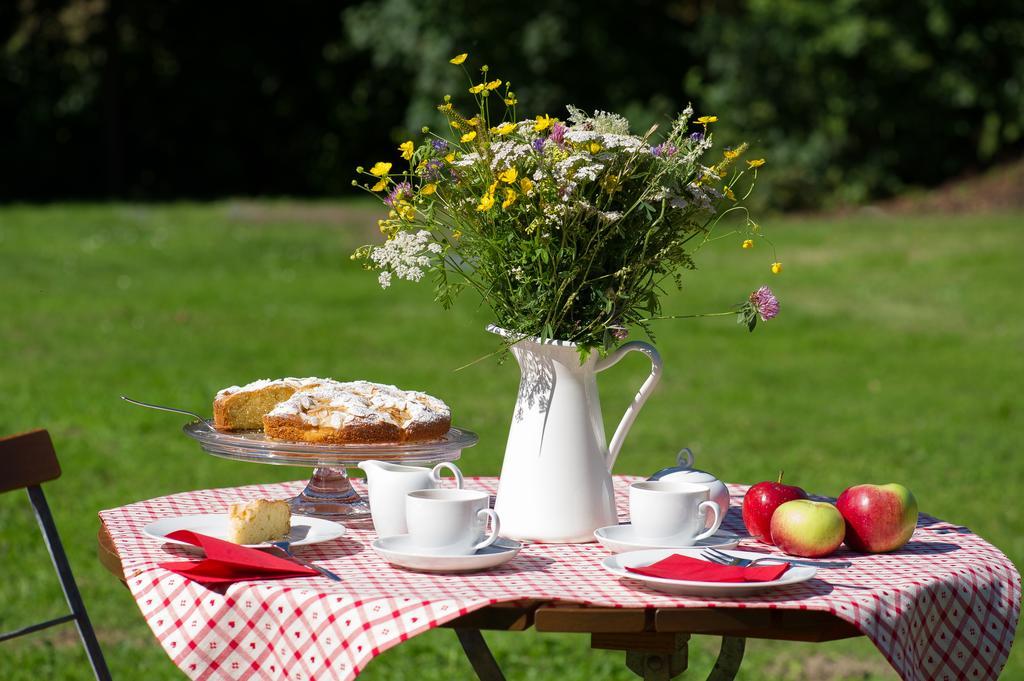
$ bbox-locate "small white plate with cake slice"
[143,504,347,549]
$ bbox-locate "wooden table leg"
[592,632,690,680]
[454,629,506,681]
[706,637,745,681]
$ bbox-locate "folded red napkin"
[157,530,318,585]
[625,554,789,582]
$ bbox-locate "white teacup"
[405,489,501,555]
[629,481,723,544]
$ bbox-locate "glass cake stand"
[183,422,478,520]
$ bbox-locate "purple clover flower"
[431,139,448,152]
[749,286,779,321]
[651,143,678,158]
[610,327,629,341]
[385,181,413,207]
[532,138,547,152]
[423,159,445,180]
[689,131,703,142]
[549,122,566,146]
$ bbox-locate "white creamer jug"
[358,460,463,537]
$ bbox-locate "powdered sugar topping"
[268,380,450,430]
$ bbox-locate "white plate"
[143,514,347,549]
[594,525,741,553]
[603,548,817,596]
[372,535,522,573]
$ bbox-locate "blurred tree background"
[2,0,1022,209]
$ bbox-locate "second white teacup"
[629,480,723,544]
[405,489,501,555]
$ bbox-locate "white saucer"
[603,548,817,596]
[372,535,522,573]
[143,514,346,549]
[594,525,742,553]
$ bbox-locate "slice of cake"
[214,377,329,430]
[227,499,291,544]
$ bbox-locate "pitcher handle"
[595,341,663,470]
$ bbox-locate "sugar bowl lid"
[648,448,718,482]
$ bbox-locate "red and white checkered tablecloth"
[99,476,1020,681]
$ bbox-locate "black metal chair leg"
[706,636,745,681]
[454,628,506,681]
[27,486,113,681]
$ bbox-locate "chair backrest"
[0,429,61,494]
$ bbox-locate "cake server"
[120,395,216,431]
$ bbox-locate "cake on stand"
[184,422,477,520]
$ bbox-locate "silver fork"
[701,547,851,569]
[270,541,342,581]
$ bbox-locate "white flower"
[452,152,481,167]
[370,229,439,287]
[488,140,534,170]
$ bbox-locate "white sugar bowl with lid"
[648,448,731,521]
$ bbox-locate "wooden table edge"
[96,521,861,642]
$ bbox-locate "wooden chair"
[0,429,111,680]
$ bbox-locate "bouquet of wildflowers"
[354,53,781,354]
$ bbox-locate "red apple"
[770,500,846,557]
[837,483,918,553]
[742,471,808,544]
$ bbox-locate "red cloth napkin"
[157,530,318,585]
[626,554,789,582]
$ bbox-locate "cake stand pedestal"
[183,423,478,520]
[291,466,368,518]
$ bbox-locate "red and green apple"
[836,483,918,553]
[742,471,808,544]
[770,499,846,558]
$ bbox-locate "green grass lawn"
[0,202,1021,680]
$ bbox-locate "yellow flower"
[399,140,415,161]
[747,158,766,168]
[460,131,477,143]
[724,149,740,160]
[396,202,416,221]
[466,116,480,127]
[771,262,783,274]
[724,186,736,201]
[502,188,517,208]
[476,193,495,212]
[742,239,754,249]
[696,115,718,124]
[534,114,554,132]
[487,180,499,194]
[421,183,437,196]
[519,177,534,194]
[504,97,517,106]
[485,79,502,90]
[444,152,456,163]
[369,162,392,177]
[492,122,516,136]
[450,53,468,65]
[450,120,461,130]
[452,229,462,239]
[371,179,388,192]
[588,142,602,154]
[437,102,453,112]
[498,167,518,184]
[468,83,486,94]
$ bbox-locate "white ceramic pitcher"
[358,460,464,537]
[490,325,663,543]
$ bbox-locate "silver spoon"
[271,541,341,581]
[119,395,216,431]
